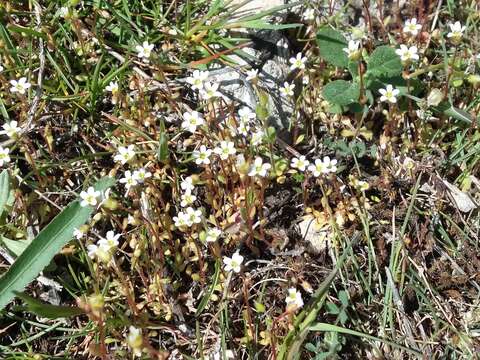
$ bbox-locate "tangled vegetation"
[1,0,480,359]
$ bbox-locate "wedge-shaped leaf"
[14,291,84,319]
[366,46,402,78]
[0,170,9,217]
[316,27,348,68]
[0,177,115,311]
[323,80,360,106]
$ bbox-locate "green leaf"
[157,120,169,163]
[434,102,476,124]
[0,237,31,258]
[0,177,115,311]
[14,292,84,319]
[0,170,9,217]
[316,27,348,68]
[323,80,360,106]
[366,46,402,78]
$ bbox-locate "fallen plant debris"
[0,0,480,359]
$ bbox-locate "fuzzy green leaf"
[366,46,402,78]
[0,177,115,311]
[323,80,360,106]
[316,27,348,68]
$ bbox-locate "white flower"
[0,146,10,167]
[182,111,205,132]
[132,168,152,183]
[184,206,202,226]
[73,228,85,240]
[379,84,400,103]
[342,40,360,60]
[98,230,121,249]
[193,145,212,165]
[105,81,119,93]
[119,170,138,189]
[246,69,258,81]
[395,45,419,62]
[10,77,31,95]
[186,70,209,91]
[289,52,307,71]
[0,121,21,138]
[113,145,136,165]
[308,159,325,177]
[59,6,69,17]
[223,251,244,273]
[180,191,197,207]
[237,121,250,137]
[248,157,271,177]
[280,81,295,97]
[285,288,304,309]
[291,156,310,171]
[126,326,143,357]
[214,141,236,160]
[135,41,154,60]
[206,227,221,243]
[447,21,466,40]
[180,176,195,192]
[251,130,265,146]
[403,18,422,36]
[322,156,338,173]
[80,187,101,207]
[303,8,315,21]
[200,81,221,100]
[238,107,256,123]
[173,211,188,227]
[87,244,99,259]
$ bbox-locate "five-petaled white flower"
[289,53,307,71]
[182,111,205,133]
[132,168,151,183]
[181,176,195,192]
[114,145,136,165]
[126,326,143,357]
[105,81,119,93]
[447,21,466,41]
[73,228,85,240]
[10,77,31,95]
[251,130,265,146]
[180,191,197,207]
[285,288,304,309]
[200,82,221,100]
[248,157,271,177]
[238,107,256,124]
[206,227,221,243]
[0,121,21,138]
[87,243,112,262]
[322,156,338,173]
[343,40,361,60]
[379,84,400,103]
[80,187,101,207]
[135,41,154,60]
[291,156,310,171]
[223,251,244,273]
[246,69,258,81]
[98,230,121,249]
[214,141,236,160]
[119,170,138,190]
[403,18,422,36]
[193,145,212,165]
[184,206,202,226]
[173,211,188,227]
[186,70,209,91]
[308,158,326,177]
[395,45,419,62]
[0,147,10,167]
[303,8,315,21]
[280,82,295,97]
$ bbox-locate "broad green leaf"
[323,80,360,106]
[0,170,9,217]
[0,177,115,311]
[14,292,84,319]
[366,46,402,78]
[0,237,31,258]
[316,27,348,68]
